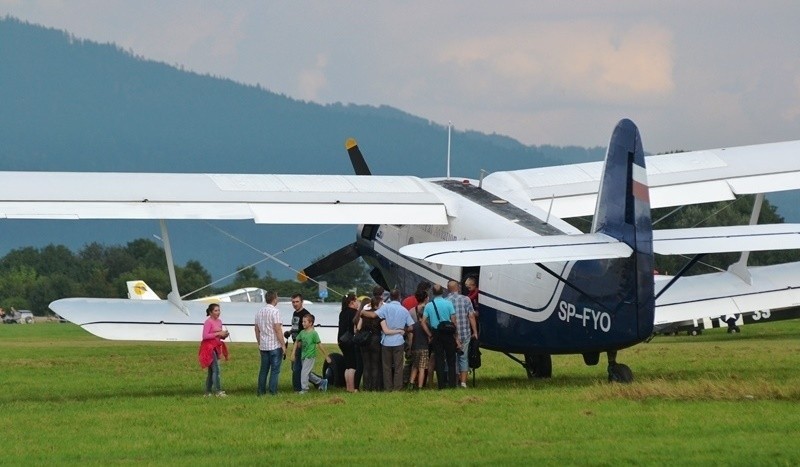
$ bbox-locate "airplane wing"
[0,172,448,225]
[654,261,800,327]
[482,140,800,218]
[652,224,800,255]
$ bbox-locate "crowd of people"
[339,277,479,392]
[197,277,479,396]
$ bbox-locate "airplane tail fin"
[126,281,161,300]
[589,118,654,340]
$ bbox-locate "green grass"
[2,322,800,465]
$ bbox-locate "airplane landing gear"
[606,350,633,383]
[524,353,552,379]
[725,318,741,333]
[503,353,553,379]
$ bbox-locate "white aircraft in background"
[126,280,266,303]
[4,118,800,381]
[121,280,339,343]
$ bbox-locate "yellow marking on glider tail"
[133,282,148,296]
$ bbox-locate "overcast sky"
[3,1,799,154]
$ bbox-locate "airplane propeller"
[297,138,378,285]
[297,242,361,282]
[345,138,371,175]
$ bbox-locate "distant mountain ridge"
[1,16,796,281]
[0,16,604,176]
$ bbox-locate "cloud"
[131,6,246,68]
[297,53,329,101]
[781,74,800,121]
[437,20,674,107]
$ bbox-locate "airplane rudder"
[594,119,654,337]
[593,119,651,246]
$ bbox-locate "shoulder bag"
[432,300,457,335]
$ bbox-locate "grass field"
[2,321,800,465]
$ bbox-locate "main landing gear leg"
[524,353,552,379]
[606,350,633,384]
[503,353,553,379]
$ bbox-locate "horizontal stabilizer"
[398,233,632,266]
[653,224,800,255]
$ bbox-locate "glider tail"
[126,280,161,300]
[591,118,655,341]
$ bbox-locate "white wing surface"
[655,262,800,326]
[0,172,448,225]
[653,224,800,255]
[50,298,342,343]
[399,233,632,266]
[483,140,800,218]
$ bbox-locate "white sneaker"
[216,391,227,397]
[460,382,467,388]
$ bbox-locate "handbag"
[468,336,482,369]
[338,329,354,346]
[352,329,371,346]
[432,300,457,335]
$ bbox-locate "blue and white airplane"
[3,119,800,381]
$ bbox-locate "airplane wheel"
[688,328,702,336]
[607,363,633,384]
[727,326,740,334]
[322,353,345,388]
[24,316,34,324]
[524,353,552,379]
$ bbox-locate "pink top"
[202,317,223,343]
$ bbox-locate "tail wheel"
[607,363,634,383]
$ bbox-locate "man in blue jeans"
[255,291,286,395]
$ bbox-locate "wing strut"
[654,253,707,301]
[159,220,189,316]
[727,193,765,284]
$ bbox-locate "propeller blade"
[345,138,372,175]
[297,242,361,282]
[369,267,389,290]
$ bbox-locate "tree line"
[0,239,372,316]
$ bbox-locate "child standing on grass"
[199,303,229,397]
[290,314,331,393]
